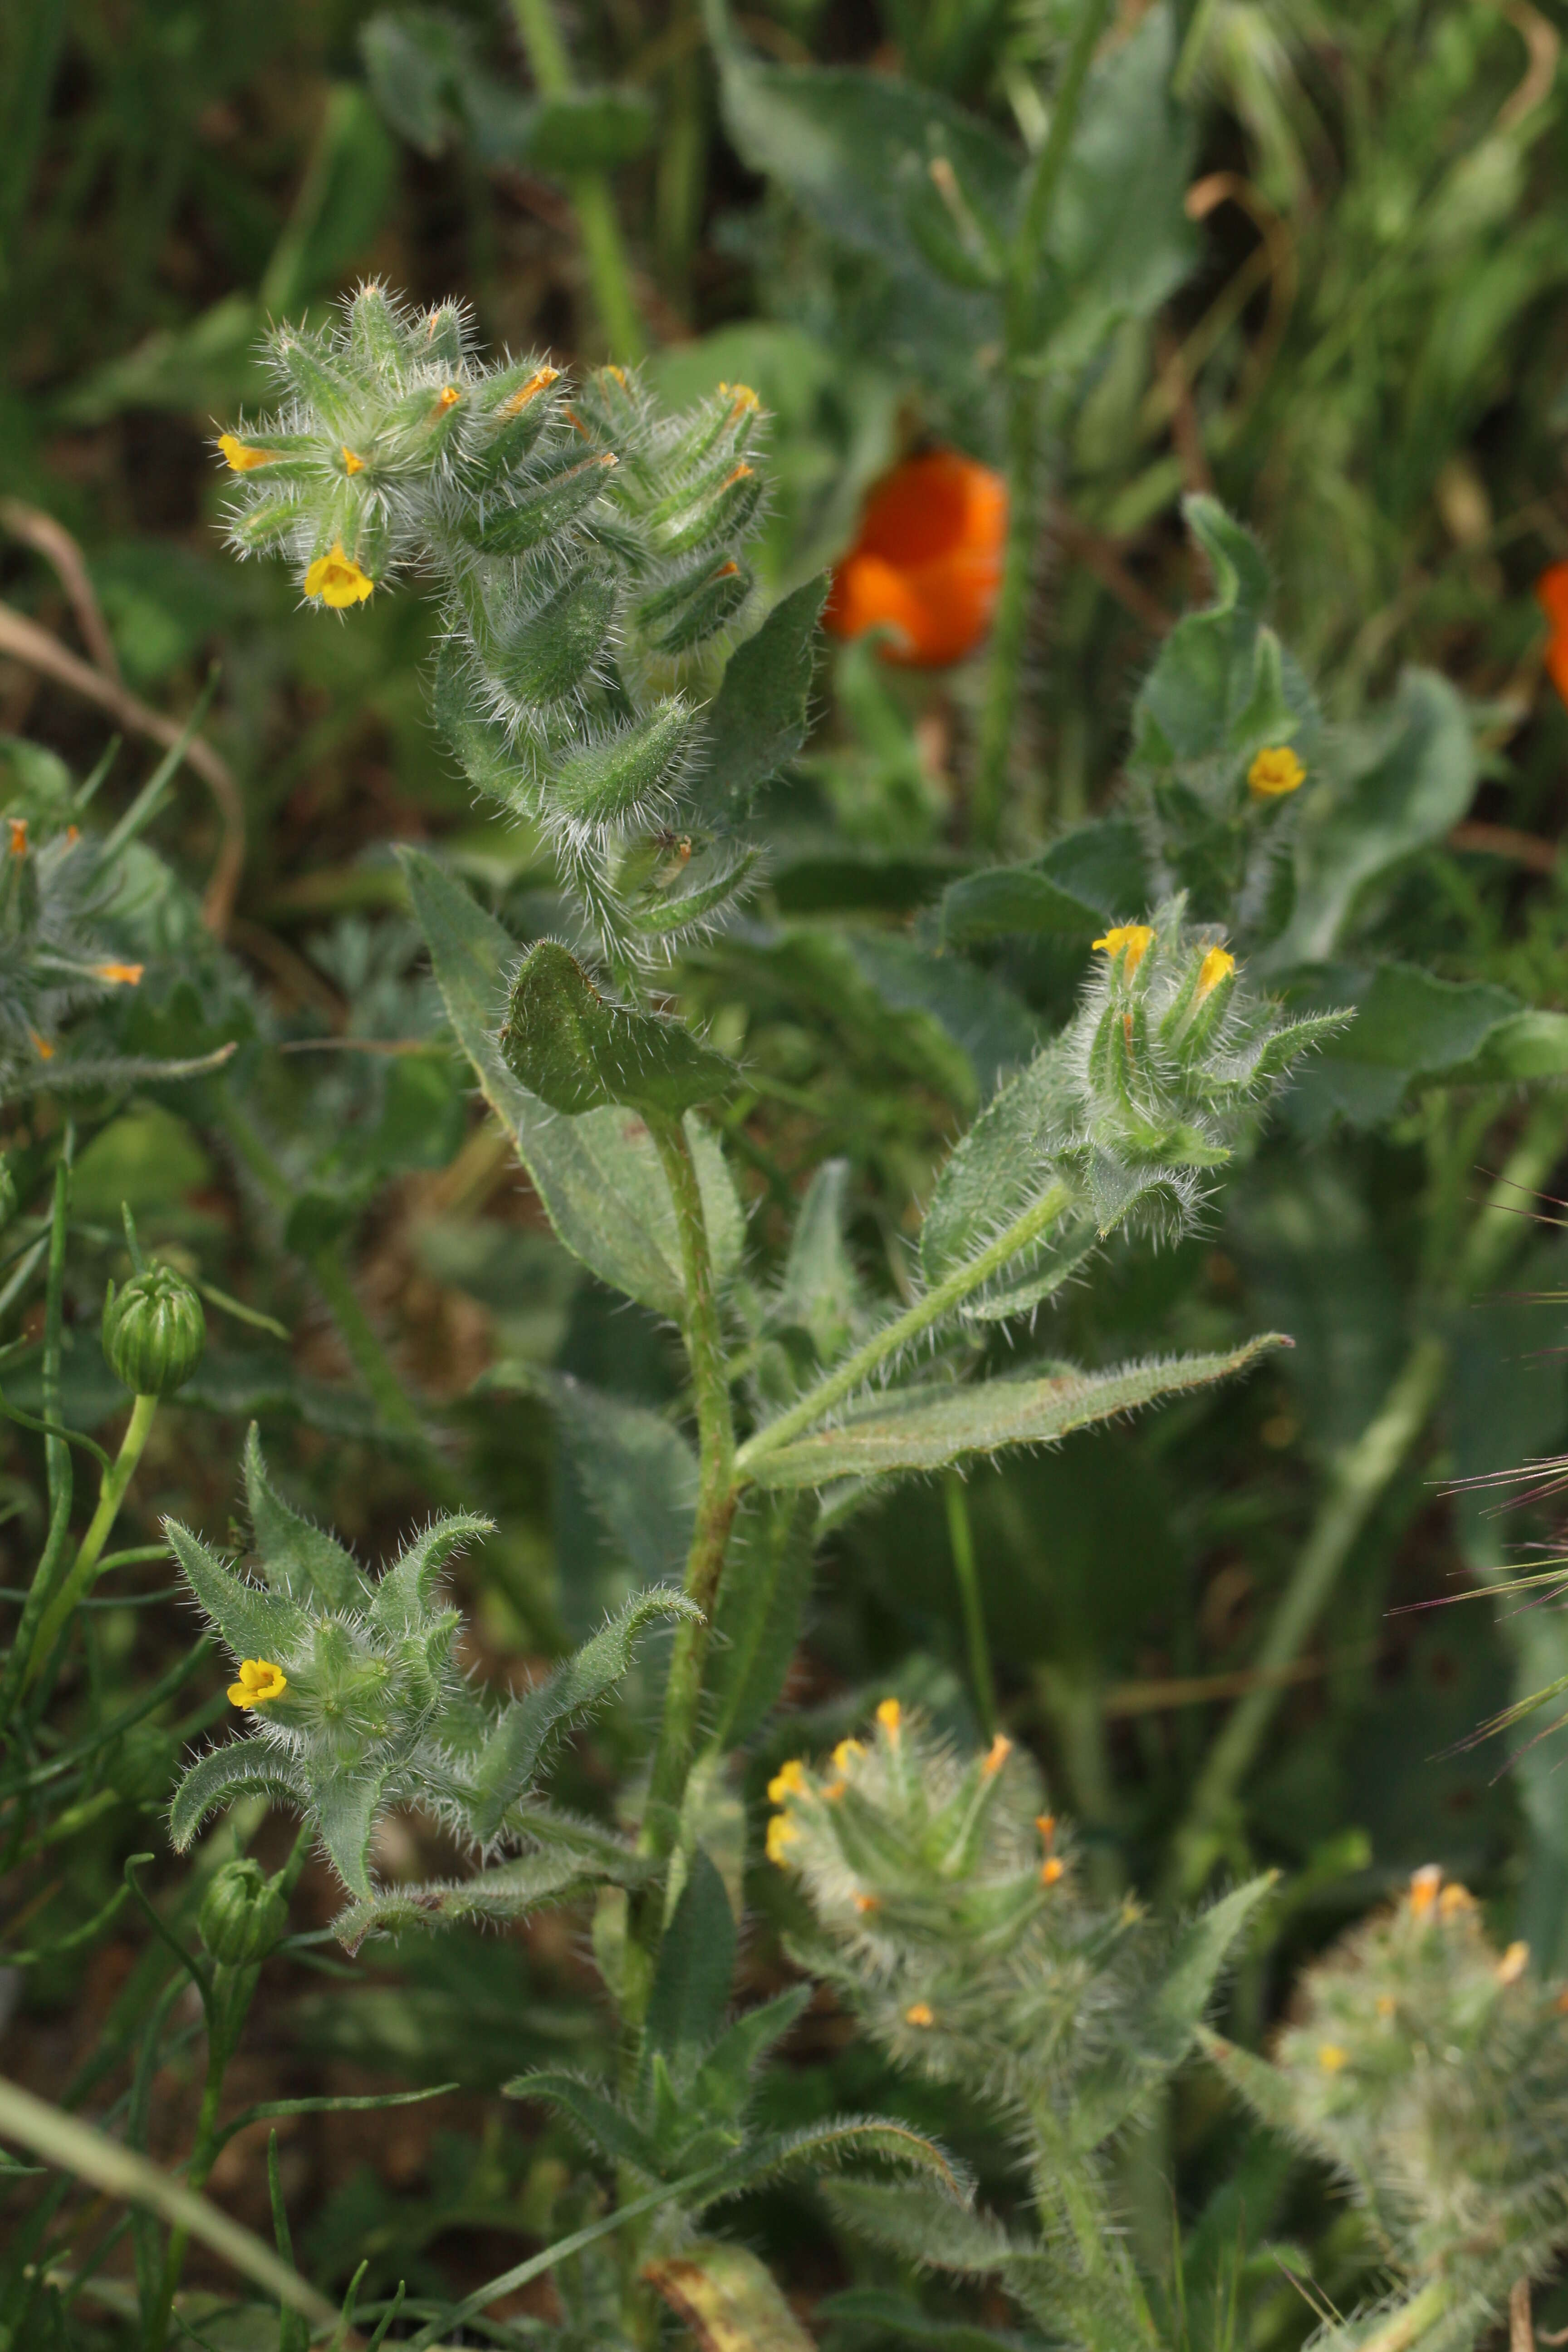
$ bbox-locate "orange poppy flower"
[1538,562,1568,704]
[824,448,1007,667]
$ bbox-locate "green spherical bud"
[198,1858,289,1968]
[102,1265,206,1397]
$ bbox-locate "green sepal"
[504,2070,662,2175]
[645,1850,736,2090]
[499,939,736,1117]
[460,450,617,555]
[554,700,698,824]
[490,569,617,706]
[637,557,754,654]
[243,1424,359,1609]
[364,1509,494,1636]
[166,1520,310,1664]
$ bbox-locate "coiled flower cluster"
[217,283,771,983]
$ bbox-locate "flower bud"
[198,1857,288,1968]
[461,451,617,556]
[491,569,617,707]
[103,1264,206,1396]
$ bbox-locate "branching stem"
[24,1393,158,1690]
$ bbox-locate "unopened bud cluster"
[1210,1864,1568,2327]
[0,804,149,1082]
[772,1700,1153,2107]
[218,284,769,977]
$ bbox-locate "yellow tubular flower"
[342,446,367,475]
[9,818,27,858]
[1248,745,1306,798]
[981,1733,1012,1777]
[1409,1864,1442,1916]
[1438,1882,1475,1917]
[436,385,461,411]
[217,434,279,472]
[832,1738,865,1772]
[767,1759,808,1805]
[29,1032,54,1060]
[876,1697,902,1738]
[303,543,375,608]
[94,962,144,986]
[228,1657,288,1708]
[1318,2043,1348,2073]
[1194,947,1236,1002]
[904,2002,935,2027]
[1092,924,1156,978]
[502,367,559,416]
[1041,1856,1065,1887]
[1498,1940,1529,1985]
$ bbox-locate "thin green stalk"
[24,1394,158,1690]
[0,1146,74,1725]
[737,1181,1074,1476]
[1163,1102,1568,1904]
[944,1473,997,1737]
[971,0,1114,843]
[507,0,645,360]
[624,1114,739,2026]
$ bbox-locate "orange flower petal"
[825,448,1007,667]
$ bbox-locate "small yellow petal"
[1035,1813,1057,1844]
[226,1680,252,1707]
[341,446,367,475]
[765,1812,799,1866]
[1497,1940,1529,1985]
[852,1891,880,1914]
[9,818,27,858]
[436,385,461,412]
[217,433,279,473]
[303,543,375,609]
[29,1031,54,1060]
[1041,1856,1065,1887]
[230,1657,288,1707]
[719,381,760,415]
[876,1697,902,1738]
[1438,1882,1475,1917]
[1318,2043,1348,2073]
[767,1759,808,1805]
[1194,946,1235,1003]
[1247,745,1306,798]
[981,1733,1012,1778]
[832,1739,865,1772]
[904,2001,934,2027]
[1092,924,1156,978]
[1409,1863,1442,1916]
[94,962,144,986]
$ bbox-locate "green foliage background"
[5,0,1568,2345]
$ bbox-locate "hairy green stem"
[24,1393,158,1690]
[737,1181,1074,1475]
[1356,2281,1452,2352]
[624,1115,738,2028]
[945,1472,997,1737]
[971,0,1113,843]
[507,0,645,359]
[1164,1102,1568,1904]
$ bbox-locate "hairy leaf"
[241,1424,358,1609]
[646,1849,736,2086]
[707,1493,818,1750]
[333,1848,627,1950]
[505,2070,662,2174]
[689,577,827,822]
[169,1742,307,1854]
[500,939,734,1118]
[645,2240,816,2352]
[821,2176,1013,2274]
[165,1521,309,1664]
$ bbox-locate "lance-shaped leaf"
[744,1336,1289,1489]
[169,1741,308,1853]
[645,1850,736,2089]
[165,1521,309,1665]
[334,1845,642,1950]
[469,1588,701,1838]
[307,1758,389,1902]
[403,848,741,1313]
[499,940,735,1119]
[509,1367,698,1588]
[818,2174,1007,2271]
[687,576,826,822]
[706,1494,817,1751]
[919,1044,1099,1321]
[645,2241,816,2352]
[713,2115,966,2205]
[242,1425,359,1608]
[770,1159,861,1366]
[690,1987,812,2127]
[506,2069,663,2174]
[1197,2026,1302,2139]
[364,1509,494,1637]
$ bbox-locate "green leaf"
[1436,1007,1568,1083]
[1284,960,1522,1128]
[719,2116,965,2203]
[646,1850,736,2087]
[1196,2026,1301,2139]
[918,1045,1099,1320]
[821,2176,1014,2274]
[646,2239,817,2352]
[168,1742,307,1854]
[469,1588,701,1839]
[516,1369,698,1588]
[1033,7,1196,372]
[402,848,741,1313]
[365,1511,494,1637]
[707,1493,818,1750]
[1132,496,1294,772]
[744,1335,1289,1488]
[770,1160,861,1367]
[938,865,1105,946]
[848,936,1039,1105]
[689,578,827,823]
[1266,669,1478,966]
[334,1846,648,1950]
[690,1987,811,2125]
[1143,1874,1276,2061]
[500,939,735,1119]
[242,1426,359,1608]
[166,1522,309,1664]
[505,2071,662,2173]
[308,1759,387,1901]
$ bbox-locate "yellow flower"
[1438,1882,1475,1917]
[435,385,461,412]
[876,1696,902,1738]
[852,1891,880,1915]
[831,1738,865,1772]
[1497,1940,1529,1985]
[904,2001,935,2028]
[341,446,368,475]
[1318,2043,1348,2073]
[1092,924,1156,978]
[217,433,279,472]
[719,381,760,415]
[228,1657,288,1708]
[8,817,26,858]
[767,1758,808,1805]
[1409,1863,1442,1916]
[1194,947,1235,1002]
[303,543,375,608]
[94,962,144,986]
[765,1812,799,1866]
[1040,1856,1065,1887]
[1248,745,1305,798]
[981,1733,1012,1777]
